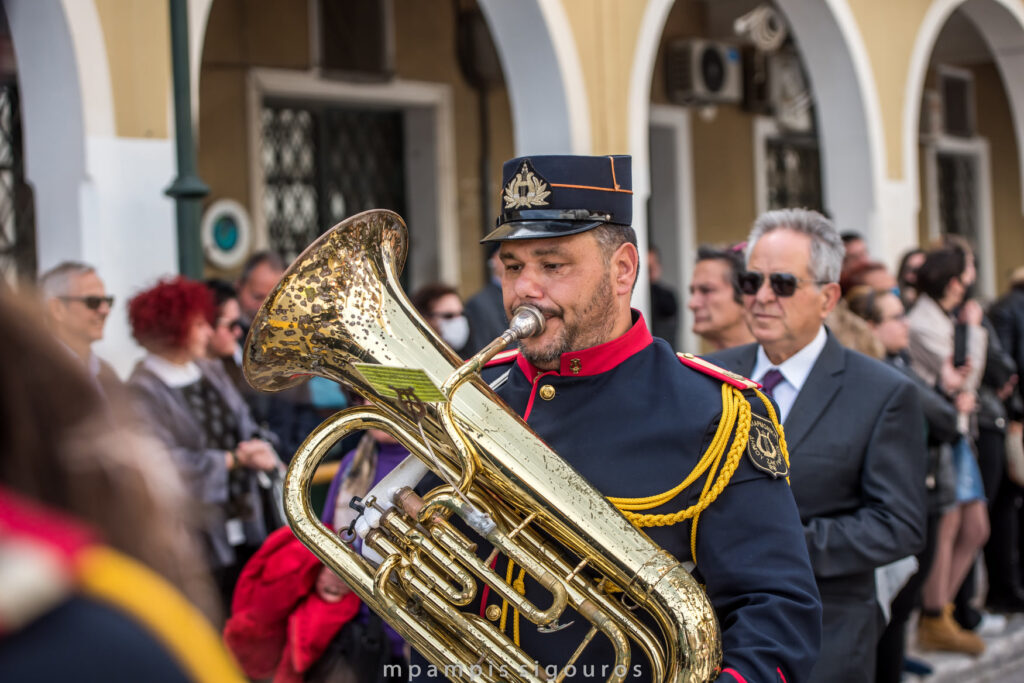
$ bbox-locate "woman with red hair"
[127,276,282,610]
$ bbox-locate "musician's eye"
[503,263,522,274]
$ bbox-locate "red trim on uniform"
[777,667,788,683]
[0,486,96,566]
[483,349,519,368]
[516,352,534,381]
[523,371,557,421]
[514,311,653,382]
[478,554,500,619]
[676,353,760,390]
[721,668,748,683]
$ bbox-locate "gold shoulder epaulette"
[676,352,760,391]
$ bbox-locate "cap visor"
[481,220,606,244]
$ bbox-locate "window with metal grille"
[260,100,406,263]
[936,151,977,239]
[765,135,823,212]
[0,79,33,286]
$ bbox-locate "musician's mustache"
[510,303,562,320]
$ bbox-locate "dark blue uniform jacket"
[415,314,821,682]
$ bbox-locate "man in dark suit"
[710,209,927,683]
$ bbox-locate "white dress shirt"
[142,354,202,388]
[750,325,828,423]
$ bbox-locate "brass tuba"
[243,209,721,682]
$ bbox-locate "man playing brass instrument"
[416,155,821,682]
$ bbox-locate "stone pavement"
[906,613,1024,683]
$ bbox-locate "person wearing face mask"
[411,283,471,358]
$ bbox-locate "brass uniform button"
[539,385,556,400]
[485,604,502,622]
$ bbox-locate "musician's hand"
[235,439,279,471]
[315,566,352,603]
[955,391,976,415]
[998,374,1019,401]
[960,299,983,327]
[940,356,969,394]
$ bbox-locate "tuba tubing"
[244,209,721,682]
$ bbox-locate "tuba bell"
[243,209,721,682]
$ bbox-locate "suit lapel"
[781,334,845,454]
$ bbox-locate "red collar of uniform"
[516,310,653,381]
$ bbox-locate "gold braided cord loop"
[606,385,753,565]
[500,560,529,646]
[502,384,771,640]
[607,384,741,513]
[513,568,526,645]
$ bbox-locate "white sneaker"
[975,611,1008,637]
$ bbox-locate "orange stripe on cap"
[676,352,760,390]
[608,155,621,190]
[548,183,633,194]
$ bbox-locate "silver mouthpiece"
[507,305,545,341]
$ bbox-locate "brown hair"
[0,291,216,616]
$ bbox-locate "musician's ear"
[611,242,639,296]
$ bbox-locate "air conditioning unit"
[665,39,743,105]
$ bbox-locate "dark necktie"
[760,368,784,398]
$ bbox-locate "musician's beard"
[519,276,616,370]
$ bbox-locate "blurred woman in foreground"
[0,290,240,681]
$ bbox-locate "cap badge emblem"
[503,161,551,209]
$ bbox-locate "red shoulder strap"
[676,352,760,391]
[484,349,519,368]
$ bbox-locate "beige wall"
[563,0,647,153]
[95,0,172,139]
[847,0,933,181]
[691,106,758,246]
[196,0,514,291]
[393,0,514,293]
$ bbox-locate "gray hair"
[746,209,844,283]
[38,261,96,300]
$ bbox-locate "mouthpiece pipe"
[439,305,545,494]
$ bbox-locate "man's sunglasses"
[737,271,829,298]
[59,295,115,310]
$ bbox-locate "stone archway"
[775,0,884,248]
[4,0,97,270]
[906,0,1024,217]
[478,0,589,154]
[903,0,1024,296]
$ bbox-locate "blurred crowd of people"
[3,208,1024,682]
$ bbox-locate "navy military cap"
[482,154,632,243]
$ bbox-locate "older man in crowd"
[234,250,319,461]
[39,261,121,398]
[710,209,927,683]
[688,244,754,350]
